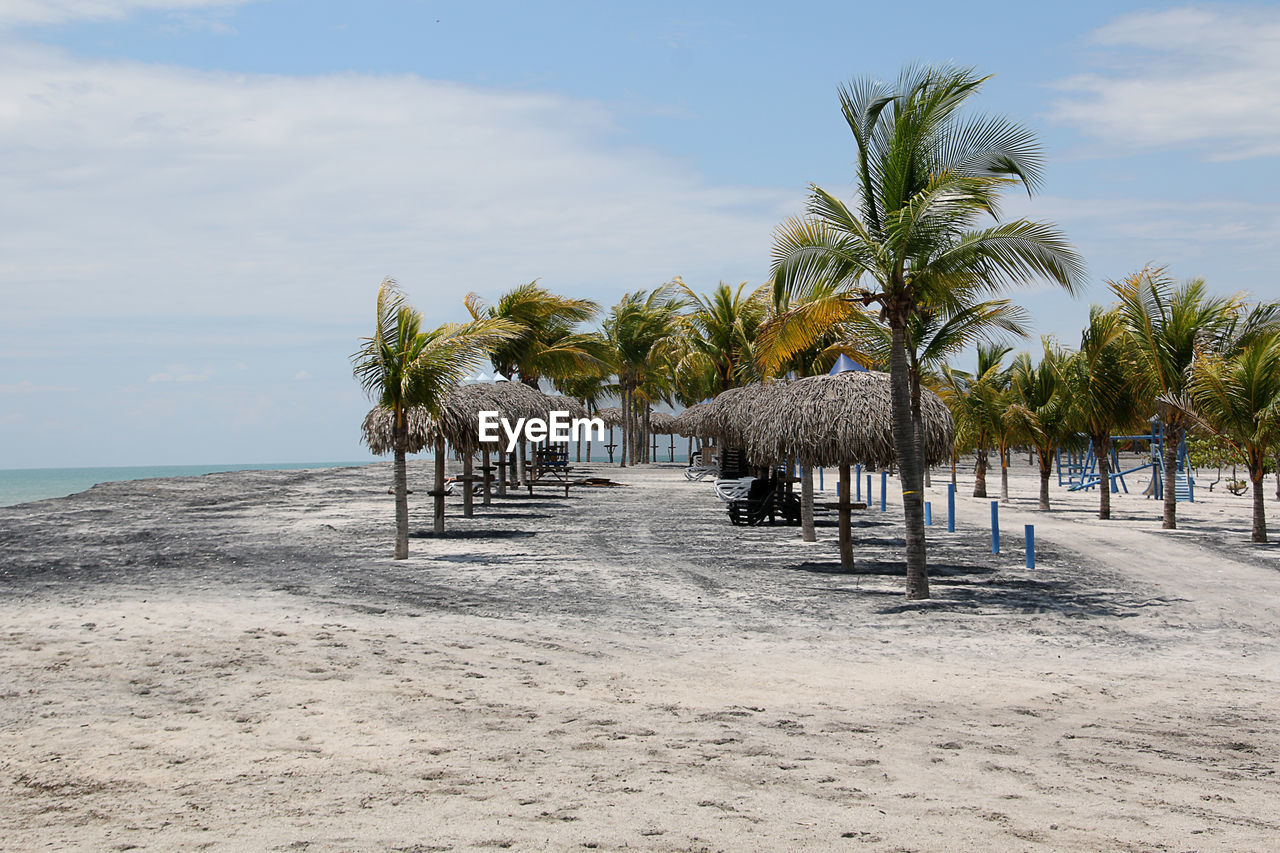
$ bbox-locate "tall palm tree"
[1062,307,1143,520]
[669,279,770,393]
[555,370,614,462]
[352,279,516,557]
[464,281,607,387]
[938,344,1012,499]
[603,286,685,466]
[1111,267,1242,529]
[1188,332,1280,542]
[769,65,1085,599]
[1006,340,1074,510]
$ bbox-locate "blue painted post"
[947,483,956,532]
[819,467,824,491]
[867,474,873,507]
[991,501,1000,554]
[880,470,887,512]
[1025,525,1035,569]
[855,465,862,501]
[836,479,840,498]
[925,501,932,526]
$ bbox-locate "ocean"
[0,446,695,507]
[0,462,372,507]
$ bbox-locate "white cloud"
[1050,6,1280,158]
[0,44,795,335]
[0,0,251,27]
[293,370,310,380]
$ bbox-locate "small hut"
[648,410,678,461]
[745,370,953,569]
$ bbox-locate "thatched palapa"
[700,384,778,447]
[444,381,555,454]
[744,371,953,468]
[648,411,677,435]
[361,406,445,456]
[595,406,623,428]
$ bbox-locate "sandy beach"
[2,458,1279,851]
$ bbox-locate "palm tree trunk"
[1037,446,1052,511]
[433,435,446,535]
[889,321,928,599]
[393,435,409,560]
[838,463,853,569]
[619,386,629,468]
[801,464,816,543]
[1162,420,1182,529]
[462,452,474,517]
[973,448,989,498]
[1096,435,1112,520]
[1000,446,1009,502]
[1251,465,1268,543]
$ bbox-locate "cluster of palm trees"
[940,267,1280,542]
[352,62,1280,589]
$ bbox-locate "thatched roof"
[444,381,554,453]
[361,406,443,456]
[648,411,677,435]
[544,394,588,421]
[744,370,953,468]
[670,402,710,437]
[595,406,623,428]
[700,384,777,446]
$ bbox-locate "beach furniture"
[728,474,801,526]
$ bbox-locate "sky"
[1,0,1278,468]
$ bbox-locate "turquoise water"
[0,449,695,508]
[0,462,372,507]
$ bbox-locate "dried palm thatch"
[444,381,554,454]
[544,394,589,421]
[595,406,623,428]
[745,371,953,468]
[648,410,677,435]
[701,383,779,446]
[361,406,443,456]
[670,402,710,437]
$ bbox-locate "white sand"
[1,458,1278,851]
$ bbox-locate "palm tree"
[1111,267,1243,529]
[769,65,1084,599]
[603,286,685,466]
[352,279,516,557]
[555,371,614,461]
[464,281,607,387]
[1061,307,1143,520]
[1006,340,1074,510]
[938,344,1012,499]
[1188,332,1280,542]
[669,279,770,393]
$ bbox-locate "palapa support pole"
[497,453,508,497]
[839,463,854,570]
[462,452,474,517]
[800,464,816,543]
[482,449,493,505]
[433,435,446,536]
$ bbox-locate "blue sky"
[2,1,1278,467]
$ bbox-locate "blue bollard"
[880,470,887,512]
[947,483,955,532]
[1025,524,1035,568]
[991,501,1000,554]
[925,501,932,526]
[867,474,873,506]
[819,467,824,491]
[855,466,862,501]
